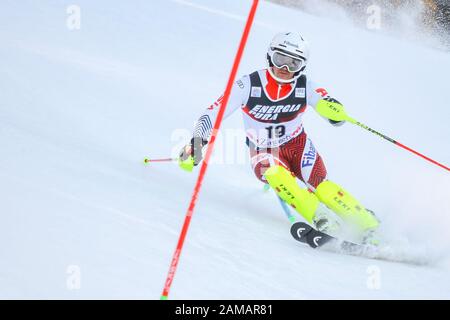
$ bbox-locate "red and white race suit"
[193,69,343,190]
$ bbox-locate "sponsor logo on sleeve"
[207,95,224,110]
[315,88,329,97]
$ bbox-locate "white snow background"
[0,0,449,299]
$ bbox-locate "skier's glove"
[179,137,208,166]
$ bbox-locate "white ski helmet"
[267,32,310,83]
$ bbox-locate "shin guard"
[315,180,379,231]
[264,166,319,224]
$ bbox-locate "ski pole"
[347,119,449,171]
[276,194,296,224]
[316,101,450,172]
[264,183,296,223]
[144,156,196,172]
[143,157,176,164]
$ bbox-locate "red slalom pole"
[160,0,259,300]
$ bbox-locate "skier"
[179,32,380,244]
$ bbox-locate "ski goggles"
[271,50,304,73]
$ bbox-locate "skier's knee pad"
[264,165,319,223]
[315,180,379,231]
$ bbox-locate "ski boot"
[312,203,342,236]
[359,209,381,246]
[315,180,380,238]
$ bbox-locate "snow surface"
[0,0,449,299]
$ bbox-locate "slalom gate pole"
[160,0,260,300]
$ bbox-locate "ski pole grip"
[316,99,351,122]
